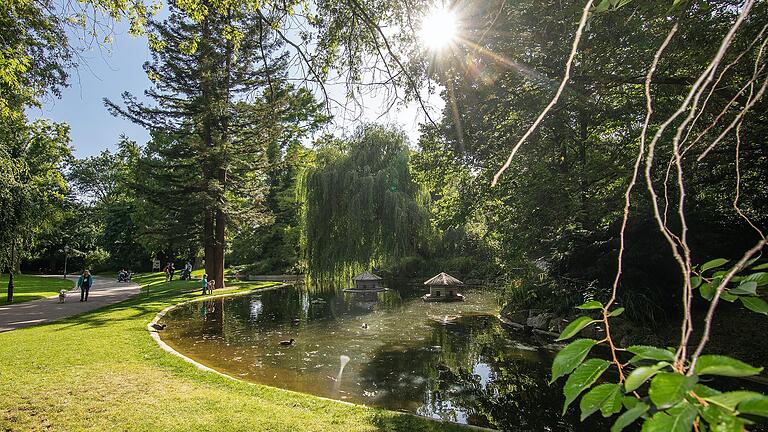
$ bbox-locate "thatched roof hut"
[352,271,382,282]
[345,271,386,292]
[423,272,464,302]
[424,272,463,287]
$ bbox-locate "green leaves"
[608,307,625,317]
[694,355,763,377]
[742,272,768,285]
[552,271,767,432]
[551,339,597,383]
[695,260,768,312]
[624,362,669,392]
[611,401,649,432]
[700,282,716,300]
[642,402,698,432]
[729,281,757,295]
[557,316,597,341]
[739,396,768,417]
[580,383,623,420]
[648,372,697,409]
[702,258,729,272]
[577,300,603,310]
[740,297,768,315]
[704,391,763,411]
[627,345,675,363]
[563,359,611,413]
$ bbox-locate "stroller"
[117,270,132,282]
[180,266,192,281]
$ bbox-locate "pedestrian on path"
[78,270,93,302]
[168,262,175,281]
[163,264,170,282]
[201,273,208,295]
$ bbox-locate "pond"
[158,283,609,430]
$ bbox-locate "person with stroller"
[117,268,132,282]
[181,262,192,280]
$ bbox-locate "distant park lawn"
[0,274,74,304]
[0,272,467,432]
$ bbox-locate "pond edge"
[146,284,500,432]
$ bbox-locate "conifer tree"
[106,1,293,285]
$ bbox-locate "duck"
[292,318,301,326]
[361,323,368,329]
[150,323,166,331]
[279,338,295,346]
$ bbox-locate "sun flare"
[420,6,458,51]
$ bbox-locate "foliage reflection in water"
[159,284,607,430]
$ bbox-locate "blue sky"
[28,24,154,158]
[27,19,443,158]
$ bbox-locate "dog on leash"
[58,290,67,303]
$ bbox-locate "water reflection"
[160,284,607,430]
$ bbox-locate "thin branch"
[491,0,595,186]
[688,237,768,373]
[604,23,679,381]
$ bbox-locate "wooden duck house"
[423,272,465,302]
[344,271,386,293]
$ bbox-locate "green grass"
[0,274,75,304]
[0,272,468,431]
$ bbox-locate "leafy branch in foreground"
[487,0,768,430]
[552,263,768,432]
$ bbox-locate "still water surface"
[159,283,608,430]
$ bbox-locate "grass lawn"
[0,272,468,431]
[0,274,74,304]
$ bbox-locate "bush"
[83,248,111,273]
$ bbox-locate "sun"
[420,6,458,51]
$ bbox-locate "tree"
[0,119,70,301]
[412,0,768,313]
[107,2,326,285]
[227,87,328,274]
[298,124,430,280]
[64,139,152,271]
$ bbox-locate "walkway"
[0,275,140,332]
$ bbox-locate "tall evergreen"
[106,1,288,285]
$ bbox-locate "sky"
[27,19,445,159]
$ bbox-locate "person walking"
[78,270,93,302]
[163,264,170,282]
[168,262,175,281]
[201,273,208,295]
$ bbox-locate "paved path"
[0,275,140,333]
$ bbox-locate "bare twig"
[604,23,679,380]
[491,0,595,186]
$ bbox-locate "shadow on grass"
[8,273,474,432]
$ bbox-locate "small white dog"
[58,289,67,303]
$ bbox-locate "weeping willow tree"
[299,124,430,281]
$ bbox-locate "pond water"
[159,283,609,430]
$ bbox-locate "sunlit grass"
[0,272,466,431]
[0,274,74,304]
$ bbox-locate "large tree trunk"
[212,13,232,289]
[214,206,226,288]
[204,209,216,281]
